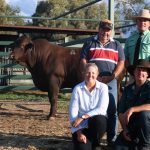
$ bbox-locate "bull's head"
[9,35,35,67]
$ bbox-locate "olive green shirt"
[124,29,150,65]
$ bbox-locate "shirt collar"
[138,29,149,36]
[81,80,101,89]
[142,29,149,35]
[94,34,114,43]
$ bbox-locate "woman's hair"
[84,63,99,75]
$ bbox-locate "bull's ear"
[25,43,34,52]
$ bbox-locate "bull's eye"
[25,43,33,51]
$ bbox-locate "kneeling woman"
[69,63,109,150]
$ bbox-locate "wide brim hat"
[132,9,150,21]
[99,19,113,30]
[127,59,150,77]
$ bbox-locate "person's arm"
[112,60,125,79]
[69,85,87,132]
[69,87,80,127]
[124,104,150,124]
[100,60,125,84]
[119,104,150,141]
[118,113,131,141]
[80,58,88,73]
[80,39,92,73]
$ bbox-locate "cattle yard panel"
[0,49,36,91]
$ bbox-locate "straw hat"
[127,59,150,77]
[132,9,150,20]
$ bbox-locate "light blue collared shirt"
[69,80,109,133]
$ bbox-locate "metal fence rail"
[0,50,36,91]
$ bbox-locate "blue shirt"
[80,35,125,76]
[69,80,109,133]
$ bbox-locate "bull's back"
[31,41,82,90]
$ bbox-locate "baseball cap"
[99,19,113,30]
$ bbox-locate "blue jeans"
[107,79,118,143]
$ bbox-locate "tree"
[115,0,150,22]
[32,0,69,28]
[32,0,109,41]
[32,0,108,29]
[0,0,24,25]
[115,0,150,36]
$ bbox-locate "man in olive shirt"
[115,59,150,150]
[125,9,150,67]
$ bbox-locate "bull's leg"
[47,91,58,120]
[47,77,60,120]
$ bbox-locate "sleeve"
[145,82,150,104]
[87,84,109,117]
[80,37,93,60]
[69,86,79,123]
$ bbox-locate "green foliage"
[0,0,24,25]
[32,0,108,30]
[115,0,150,21]
[32,0,109,41]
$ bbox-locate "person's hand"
[123,129,131,141]
[72,117,83,128]
[124,107,134,124]
[98,75,114,84]
[77,131,87,143]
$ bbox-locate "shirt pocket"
[142,40,150,53]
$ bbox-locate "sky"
[5,0,40,16]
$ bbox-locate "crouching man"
[115,59,150,150]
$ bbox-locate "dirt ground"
[0,100,112,150]
[0,101,73,150]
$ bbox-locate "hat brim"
[132,16,150,20]
[127,65,150,77]
[100,26,112,30]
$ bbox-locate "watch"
[81,115,86,120]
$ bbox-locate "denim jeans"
[107,79,118,143]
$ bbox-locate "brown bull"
[9,35,82,119]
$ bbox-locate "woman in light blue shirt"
[69,63,109,150]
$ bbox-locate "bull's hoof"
[46,114,56,120]
[49,117,55,120]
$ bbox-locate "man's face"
[98,28,112,44]
[134,67,149,82]
[136,18,150,32]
